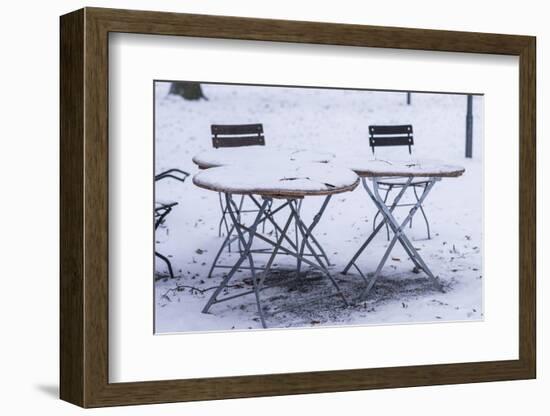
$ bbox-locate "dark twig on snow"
[161,283,245,299]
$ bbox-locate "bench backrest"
[211,124,265,148]
[369,124,414,154]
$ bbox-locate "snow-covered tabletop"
[193,162,359,198]
[340,159,465,178]
[192,146,335,169]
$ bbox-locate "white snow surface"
[154,82,484,333]
[193,162,358,195]
[193,146,335,168]
[337,158,465,177]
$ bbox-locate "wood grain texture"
[59,7,537,408]
[518,37,536,376]
[59,8,84,406]
[86,7,532,54]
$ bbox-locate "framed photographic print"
[60,7,536,408]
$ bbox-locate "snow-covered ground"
[154,82,484,333]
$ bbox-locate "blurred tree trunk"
[169,82,208,100]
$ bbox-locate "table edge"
[192,177,360,199]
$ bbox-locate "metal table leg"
[202,197,269,320]
[209,194,331,280]
[249,195,330,268]
[207,195,292,279]
[289,199,347,305]
[342,177,412,276]
[202,192,347,328]
[154,202,178,279]
[367,178,432,274]
[218,192,278,253]
[343,176,444,302]
[296,196,332,273]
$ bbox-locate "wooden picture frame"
[60,7,536,408]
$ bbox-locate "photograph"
[153,80,483,334]
[51,3,540,410]
[153,81,484,332]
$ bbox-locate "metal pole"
[465,94,473,158]
[406,92,411,105]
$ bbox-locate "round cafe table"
[193,147,335,259]
[339,158,465,301]
[193,162,358,328]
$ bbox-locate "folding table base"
[203,193,347,328]
[343,176,444,302]
[372,181,432,240]
[207,195,331,279]
[217,193,276,252]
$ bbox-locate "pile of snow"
[193,146,335,168]
[335,158,465,177]
[193,162,358,195]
